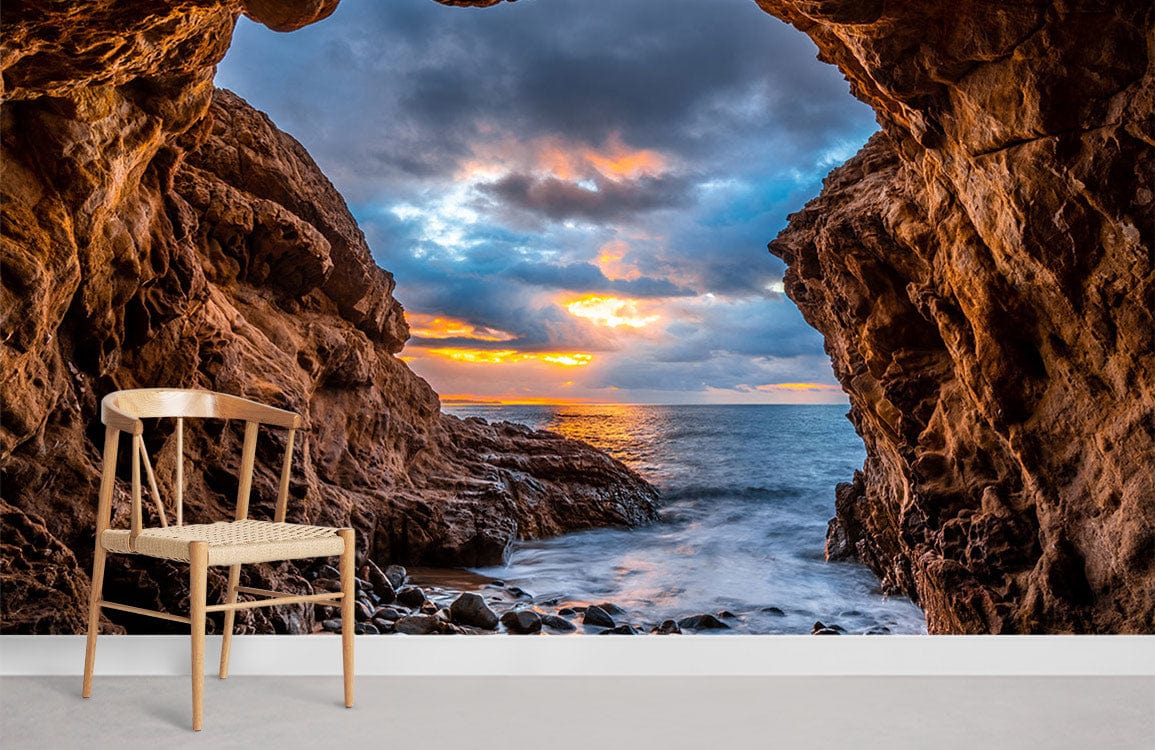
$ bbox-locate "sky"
[216,0,878,405]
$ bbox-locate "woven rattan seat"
[102,519,345,566]
[83,389,355,730]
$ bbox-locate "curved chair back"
[102,388,301,433]
[98,389,303,540]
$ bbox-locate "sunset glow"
[755,383,844,392]
[440,394,598,406]
[565,295,660,329]
[407,313,517,342]
[419,347,593,367]
[595,240,642,281]
[584,133,666,178]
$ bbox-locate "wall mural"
[2,0,1151,638]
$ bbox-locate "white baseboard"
[2,635,1152,677]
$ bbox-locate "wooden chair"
[81,388,355,730]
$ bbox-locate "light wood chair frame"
[81,388,355,730]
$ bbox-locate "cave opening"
[212,0,928,634]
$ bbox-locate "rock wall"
[761,1,1154,632]
[0,1,656,634]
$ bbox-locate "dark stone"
[540,614,577,632]
[864,626,892,635]
[582,605,616,628]
[419,600,439,615]
[394,614,445,635]
[321,619,342,632]
[596,602,626,615]
[449,592,500,630]
[677,614,730,631]
[812,621,841,635]
[396,586,426,609]
[717,610,737,619]
[313,577,341,592]
[384,565,408,590]
[761,607,786,617]
[599,624,639,635]
[359,622,379,635]
[365,560,396,602]
[652,619,682,635]
[507,586,533,600]
[558,607,579,616]
[354,600,374,622]
[500,609,543,634]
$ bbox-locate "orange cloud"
[595,240,642,281]
[440,393,598,406]
[584,133,666,178]
[463,133,668,185]
[407,312,517,342]
[564,294,660,328]
[415,347,593,367]
[754,383,844,392]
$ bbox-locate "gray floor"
[1,676,1151,749]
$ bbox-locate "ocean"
[444,403,927,635]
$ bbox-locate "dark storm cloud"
[501,260,692,297]
[482,171,693,221]
[218,0,875,196]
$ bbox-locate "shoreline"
[311,563,901,637]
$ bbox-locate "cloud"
[217,0,876,403]
[481,171,692,221]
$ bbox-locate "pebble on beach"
[500,609,543,634]
[540,614,577,632]
[677,614,730,631]
[363,560,396,603]
[582,605,616,628]
[449,592,500,630]
[384,565,408,590]
[396,586,427,609]
[394,614,446,635]
[599,624,639,635]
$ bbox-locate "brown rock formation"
[0,2,656,634]
[763,1,1154,632]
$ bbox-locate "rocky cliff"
[761,1,1153,632]
[0,1,656,634]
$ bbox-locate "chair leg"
[339,529,355,708]
[81,545,107,698]
[189,541,208,731]
[218,564,241,679]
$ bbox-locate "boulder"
[449,593,499,630]
[500,610,543,634]
[582,605,616,629]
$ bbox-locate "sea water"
[446,404,927,634]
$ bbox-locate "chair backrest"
[102,388,301,432]
[97,389,304,547]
